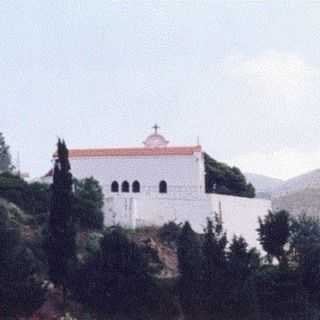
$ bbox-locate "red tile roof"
[67,145,202,158]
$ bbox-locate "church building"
[49,126,271,248]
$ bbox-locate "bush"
[159,221,182,248]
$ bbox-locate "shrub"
[159,221,182,248]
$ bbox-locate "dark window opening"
[159,180,167,193]
[122,181,130,193]
[111,181,119,193]
[132,180,140,193]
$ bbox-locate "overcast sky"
[1,1,320,180]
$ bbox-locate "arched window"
[132,180,140,193]
[111,181,119,193]
[159,180,167,194]
[121,181,130,193]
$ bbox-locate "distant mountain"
[246,169,320,216]
[271,169,320,199]
[244,173,284,194]
[272,188,320,217]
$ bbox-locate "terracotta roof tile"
[67,146,202,158]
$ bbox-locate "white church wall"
[134,195,212,232]
[103,193,271,249]
[70,153,204,195]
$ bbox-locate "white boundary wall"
[103,193,271,249]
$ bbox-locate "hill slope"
[245,173,283,194]
[272,188,320,217]
[272,169,320,198]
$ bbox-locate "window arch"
[159,180,167,194]
[132,180,140,193]
[111,181,119,193]
[121,181,130,193]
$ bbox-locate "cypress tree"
[47,139,76,306]
[201,214,228,318]
[177,222,202,318]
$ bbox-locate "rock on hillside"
[129,227,178,278]
[272,188,320,217]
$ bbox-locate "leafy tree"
[290,214,320,306]
[0,201,45,318]
[0,132,12,172]
[177,222,202,318]
[290,214,320,264]
[227,236,260,319]
[257,210,290,266]
[47,139,76,306]
[204,152,255,198]
[72,177,104,230]
[201,214,228,317]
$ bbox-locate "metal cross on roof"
[152,124,160,134]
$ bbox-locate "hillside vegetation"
[2,170,320,319]
[2,135,320,319]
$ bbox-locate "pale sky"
[1,1,320,180]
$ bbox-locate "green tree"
[0,132,12,172]
[201,214,228,318]
[227,236,260,319]
[177,222,202,318]
[47,139,76,306]
[204,152,255,198]
[290,215,320,307]
[257,210,290,266]
[72,177,104,230]
[290,214,320,264]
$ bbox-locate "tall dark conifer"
[177,222,202,318]
[47,139,76,306]
[201,214,228,318]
